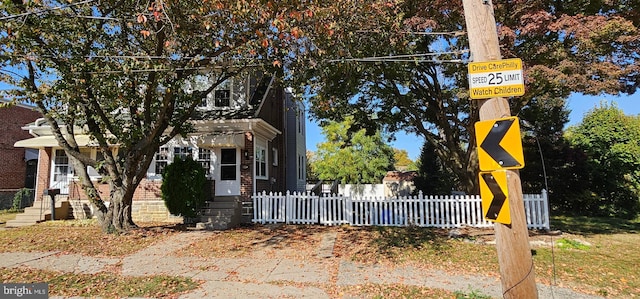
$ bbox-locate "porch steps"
[196,196,242,230]
[5,198,71,228]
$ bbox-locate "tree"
[565,103,640,218]
[1,0,381,231]
[289,0,639,193]
[414,141,455,195]
[311,117,394,184]
[305,150,319,182]
[393,149,416,171]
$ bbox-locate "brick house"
[0,101,41,209]
[13,73,306,224]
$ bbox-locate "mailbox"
[44,189,60,221]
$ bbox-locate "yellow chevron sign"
[475,116,525,171]
[479,170,511,225]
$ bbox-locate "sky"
[305,92,640,160]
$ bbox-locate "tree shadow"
[371,226,451,256]
[551,215,640,235]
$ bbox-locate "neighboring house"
[13,72,306,223]
[0,100,41,209]
[382,171,418,197]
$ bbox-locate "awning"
[14,135,95,149]
[196,133,245,148]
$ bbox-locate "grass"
[338,284,455,298]
[333,226,500,275]
[0,219,185,256]
[0,209,19,228]
[0,267,199,298]
[551,215,640,235]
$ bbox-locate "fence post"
[542,189,550,230]
[285,191,291,224]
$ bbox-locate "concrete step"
[4,220,42,228]
[200,214,234,223]
[195,196,243,230]
[200,208,235,216]
[195,221,232,230]
[203,201,238,209]
[5,201,70,228]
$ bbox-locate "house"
[12,72,306,226]
[0,100,41,209]
[382,171,418,197]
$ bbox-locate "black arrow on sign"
[480,118,521,168]
[481,173,506,220]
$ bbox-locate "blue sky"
[305,92,640,160]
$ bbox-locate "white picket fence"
[252,190,550,230]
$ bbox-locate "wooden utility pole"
[462,0,538,298]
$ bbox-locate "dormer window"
[215,89,230,107]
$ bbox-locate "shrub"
[11,188,33,211]
[161,156,206,219]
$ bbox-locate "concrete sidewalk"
[0,231,604,299]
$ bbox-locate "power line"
[0,0,96,21]
[356,30,466,36]
[3,50,469,64]
[325,50,469,63]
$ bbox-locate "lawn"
[0,209,19,228]
[0,214,638,298]
[0,218,185,256]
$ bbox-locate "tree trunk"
[102,186,137,232]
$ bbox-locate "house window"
[190,74,210,108]
[298,110,304,134]
[197,98,208,108]
[220,148,237,180]
[215,89,230,107]
[155,147,169,175]
[255,146,267,178]
[272,148,278,166]
[82,148,102,177]
[53,149,71,181]
[213,78,232,107]
[298,155,304,180]
[174,147,192,160]
[198,148,212,176]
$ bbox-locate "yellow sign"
[479,170,511,224]
[468,58,524,99]
[475,116,525,171]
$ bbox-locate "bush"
[11,188,33,211]
[161,156,206,219]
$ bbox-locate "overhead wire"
[0,0,96,21]
[1,48,469,76]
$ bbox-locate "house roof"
[383,171,418,182]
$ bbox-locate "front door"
[215,148,240,196]
[51,149,73,194]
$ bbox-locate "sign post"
[463,0,538,298]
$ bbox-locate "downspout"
[249,122,256,195]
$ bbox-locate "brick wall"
[240,132,253,202]
[35,148,52,201]
[0,105,41,189]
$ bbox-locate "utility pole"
[462,0,538,298]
